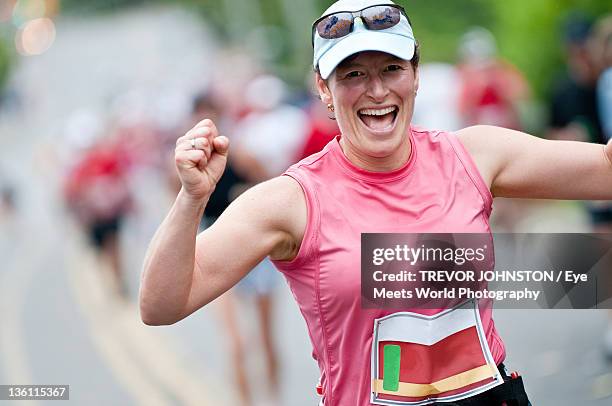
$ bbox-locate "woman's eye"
[346,71,363,78]
[385,65,403,72]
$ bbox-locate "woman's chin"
[361,129,405,152]
[361,138,403,159]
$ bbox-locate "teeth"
[359,106,397,116]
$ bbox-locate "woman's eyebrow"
[382,56,405,64]
[338,61,365,70]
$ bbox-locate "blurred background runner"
[62,109,133,298]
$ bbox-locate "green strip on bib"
[383,344,401,392]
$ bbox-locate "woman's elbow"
[140,311,171,326]
[139,295,181,326]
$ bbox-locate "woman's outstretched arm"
[456,125,612,200]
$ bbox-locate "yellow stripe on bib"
[372,363,497,397]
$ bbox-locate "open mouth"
[358,105,399,133]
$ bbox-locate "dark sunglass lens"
[362,6,400,30]
[316,13,353,39]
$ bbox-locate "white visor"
[313,0,416,79]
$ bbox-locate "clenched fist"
[175,119,229,201]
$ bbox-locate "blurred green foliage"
[0,39,11,91]
[56,0,611,98]
[59,0,146,13]
[490,0,610,97]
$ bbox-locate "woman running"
[139,0,612,404]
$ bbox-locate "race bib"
[371,299,503,405]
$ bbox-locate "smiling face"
[316,51,419,171]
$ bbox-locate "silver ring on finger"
[191,138,196,149]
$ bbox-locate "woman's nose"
[366,75,389,101]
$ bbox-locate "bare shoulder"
[455,125,534,151]
[455,125,504,153]
[218,175,307,261]
[235,175,305,224]
[453,125,512,189]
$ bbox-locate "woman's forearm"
[139,188,208,325]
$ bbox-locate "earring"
[326,103,336,121]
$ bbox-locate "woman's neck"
[338,135,412,172]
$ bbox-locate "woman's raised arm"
[456,125,612,200]
[139,119,305,326]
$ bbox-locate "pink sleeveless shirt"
[272,126,506,406]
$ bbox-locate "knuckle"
[176,134,188,145]
[198,120,217,134]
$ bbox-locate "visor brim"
[318,31,415,79]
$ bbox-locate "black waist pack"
[433,364,531,406]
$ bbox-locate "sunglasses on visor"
[311,4,411,46]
